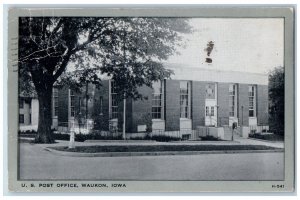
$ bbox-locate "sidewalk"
[234,137,284,149]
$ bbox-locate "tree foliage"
[268,66,284,135]
[18,17,192,143]
[19,17,191,98]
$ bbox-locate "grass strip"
[50,145,280,153]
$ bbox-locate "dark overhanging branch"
[51,18,64,35]
[52,52,73,82]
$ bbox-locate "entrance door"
[205,99,217,126]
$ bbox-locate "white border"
[1,1,298,199]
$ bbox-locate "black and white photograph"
[5,6,295,193]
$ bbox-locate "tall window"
[211,106,214,116]
[53,88,59,117]
[70,90,75,117]
[229,84,236,117]
[111,81,118,119]
[152,81,162,119]
[99,96,103,115]
[19,114,24,124]
[205,106,209,116]
[19,99,24,109]
[248,85,256,117]
[180,81,191,119]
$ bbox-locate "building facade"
[19,65,269,134]
[18,95,39,131]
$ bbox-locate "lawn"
[50,144,280,153]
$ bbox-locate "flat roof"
[165,63,268,85]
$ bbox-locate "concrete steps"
[223,126,242,141]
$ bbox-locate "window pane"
[55,107,58,116]
[152,81,163,119]
[19,99,24,109]
[153,81,162,94]
[229,84,237,117]
[180,81,190,118]
[54,90,59,117]
[110,81,118,119]
[206,83,215,99]
[180,81,188,90]
[19,114,24,123]
[248,86,256,117]
[211,106,214,116]
[71,107,75,117]
[249,110,254,117]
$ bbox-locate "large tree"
[19,17,191,143]
[269,66,284,135]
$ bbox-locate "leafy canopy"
[19,17,192,99]
[268,66,284,135]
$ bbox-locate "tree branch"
[52,51,72,81]
[51,18,64,35]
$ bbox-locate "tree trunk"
[35,87,55,143]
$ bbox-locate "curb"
[44,147,284,157]
[170,140,240,144]
[84,140,157,143]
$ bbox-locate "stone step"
[223,127,241,140]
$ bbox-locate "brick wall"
[192,81,206,129]
[165,80,180,131]
[131,85,153,132]
[217,83,230,126]
[19,98,32,125]
[125,98,133,132]
[257,85,269,125]
[238,84,249,126]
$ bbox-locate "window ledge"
[180,118,191,121]
[152,119,165,122]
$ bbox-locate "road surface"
[19,142,284,181]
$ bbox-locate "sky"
[167,18,284,74]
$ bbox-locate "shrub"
[148,135,181,142]
[75,133,86,142]
[18,130,37,135]
[53,133,70,141]
[127,135,180,142]
[200,135,221,141]
[53,132,123,142]
[249,133,284,141]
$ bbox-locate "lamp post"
[123,94,126,140]
[216,105,219,127]
[241,105,244,126]
[85,83,88,129]
[122,20,127,140]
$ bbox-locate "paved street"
[19,141,284,181]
